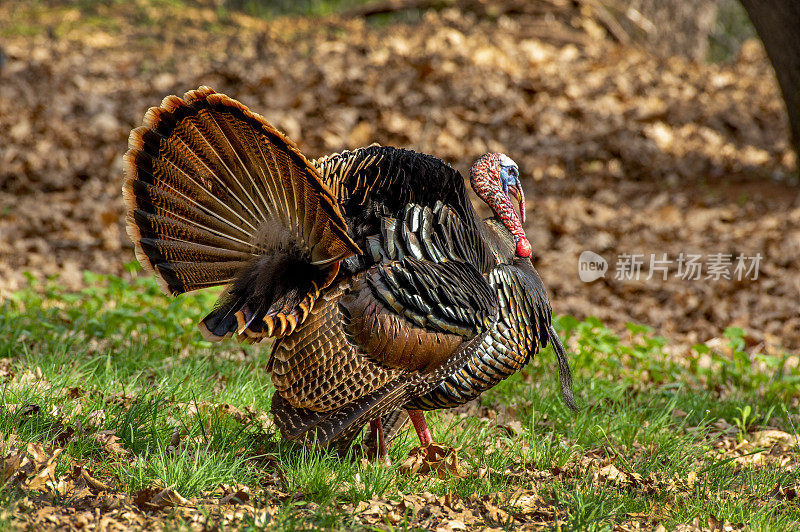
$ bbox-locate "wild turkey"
[123,86,577,457]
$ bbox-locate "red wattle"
[516,238,532,258]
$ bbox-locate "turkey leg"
[407,409,433,445]
[369,418,388,460]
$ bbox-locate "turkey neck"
[486,191,531,258]
[469,163,532,258]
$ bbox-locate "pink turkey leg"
[407,409,433,445]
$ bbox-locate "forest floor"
[0,0,799,530]
[2,264,799,531]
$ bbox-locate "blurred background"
[0,0,797,351]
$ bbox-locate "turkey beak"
[508,181,526,224]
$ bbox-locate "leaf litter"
[1,416,795,530]
[3,350,796,528]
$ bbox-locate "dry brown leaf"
[79,467,110,492]
[180,401,273,431]
[436,519,467,532]
[482,501,511,526]
[662,470,699,494]
[53,476,93,500]
[686,470,698,491]
[220,489,250,505]
[0,360,13,383]
[134,486,191,510]
[708,514,724,532]
[597,463,625,482]
[770,482,798,501]
[400,443,462,479]
[85,409,107,429]
[752,429,797,448]
[2,448,24,485]
[65,386,85,400]
[507,488,542,516]
[385,509,402,524]
[25,443,51,471]
[496,419,524,438]
[92,430,131,460]
[150,487,190,508]
[133,487,161,510]
[24,446,62,491]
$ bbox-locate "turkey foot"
[400,442,462,478]
[400,409,461,477]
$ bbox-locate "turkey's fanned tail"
[123,87,361,341]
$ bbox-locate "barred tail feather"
[124,86,361,340]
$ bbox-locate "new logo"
[578,251,607,282]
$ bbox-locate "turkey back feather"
[314,146,472,219]
[314,147,492,268]
[123,87,361,341]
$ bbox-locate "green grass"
[218,0,374,18]
[1,270,799,530]
[708,0,758,63]
[0,0,377,41]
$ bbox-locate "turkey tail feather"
[549,324,578,411]
[124,87,361,339]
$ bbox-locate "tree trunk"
[740,0,800,158]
